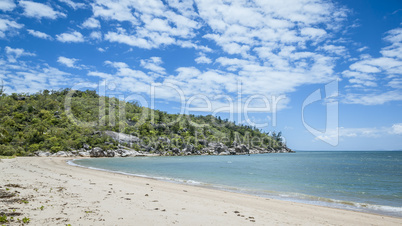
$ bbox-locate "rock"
[78,151,90,157]
[214,144,228,153]
[90,147,105,157]
[219,151,230,155]
[105,150,115,157]
[83,143,90,150]
[229,148,236,155]
[182,144,194,153]
[35,151,51,157]
[172,147,180,154]
[240,144,249,153]
[55,151,68,157]
[104,131,140,145]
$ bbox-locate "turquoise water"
[72,151,402,217]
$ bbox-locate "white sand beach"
[0,157,401,225]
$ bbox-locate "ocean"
[71,151,402,217]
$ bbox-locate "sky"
[0,0,401,150]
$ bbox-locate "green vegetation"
[0,214,7,223]
[0,89,287,156]
[22,217,30,224]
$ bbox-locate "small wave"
[68,159,402,218]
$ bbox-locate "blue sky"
[0,0,401,150]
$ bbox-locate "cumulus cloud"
[89,31,102,40]
[83,0,352,112]
[5,46,35,62]
[343,91,402,105]
[92,0,200,49]
[82,17,100,29]
[56,31,85,43]
[0,0,16,11]
[0,53,77,94]
[391,123,402,135]
[57,56,79,68]
[0,18,23,38]
[140,57,166,75]
[316,124,402,142]
[27,29,52,40]
[343,27,402,104]
[19,1,66,19]
[59,0,86,10]
[195,54,212,64]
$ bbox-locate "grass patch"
[0,155,16,159]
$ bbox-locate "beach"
[0,157,401,225]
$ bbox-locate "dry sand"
[0,157,401,225]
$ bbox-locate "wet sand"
[0,157,401,225]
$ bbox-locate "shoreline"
[69,157,402,218]
[0,157,401,225]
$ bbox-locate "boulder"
[214,144,228,153]
[229,148,236,155]
[104,131,140,145]
[55,151,68,157]
[83,143,90,150]
[35,151,51,157]
[172,147,180,154]
[240,144,249,153]
[182,144,194,153]
[90,147,105,157]
[78,151,90,157]
[105,150,115,157]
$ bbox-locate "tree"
[0,79,4,96]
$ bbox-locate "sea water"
[72,151,402,217]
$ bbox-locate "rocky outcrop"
[33,132,294,158]
[104,131,140,145]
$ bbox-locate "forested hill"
[0,89,293,156]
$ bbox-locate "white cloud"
[57,56,79,68]
[27,29,52,40]
[82,17,100,29]
[56,31,85,43]
[0,0,16,11]
[140,57,165,75]
[5,46,35,62]
[316,124,402,142]
[195,54,212,64]
[343,91,402,105]
[0,18,23,38]
[89,31,102,40]
[92,0,200,49]
[97,47,106,52]
[0,55,78,94]
[343,27,402,104]
[391,123,402,135]
[90,0,349,110]
[19,1,66,19]
[104,61,154,83]
[59,0,86,10]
